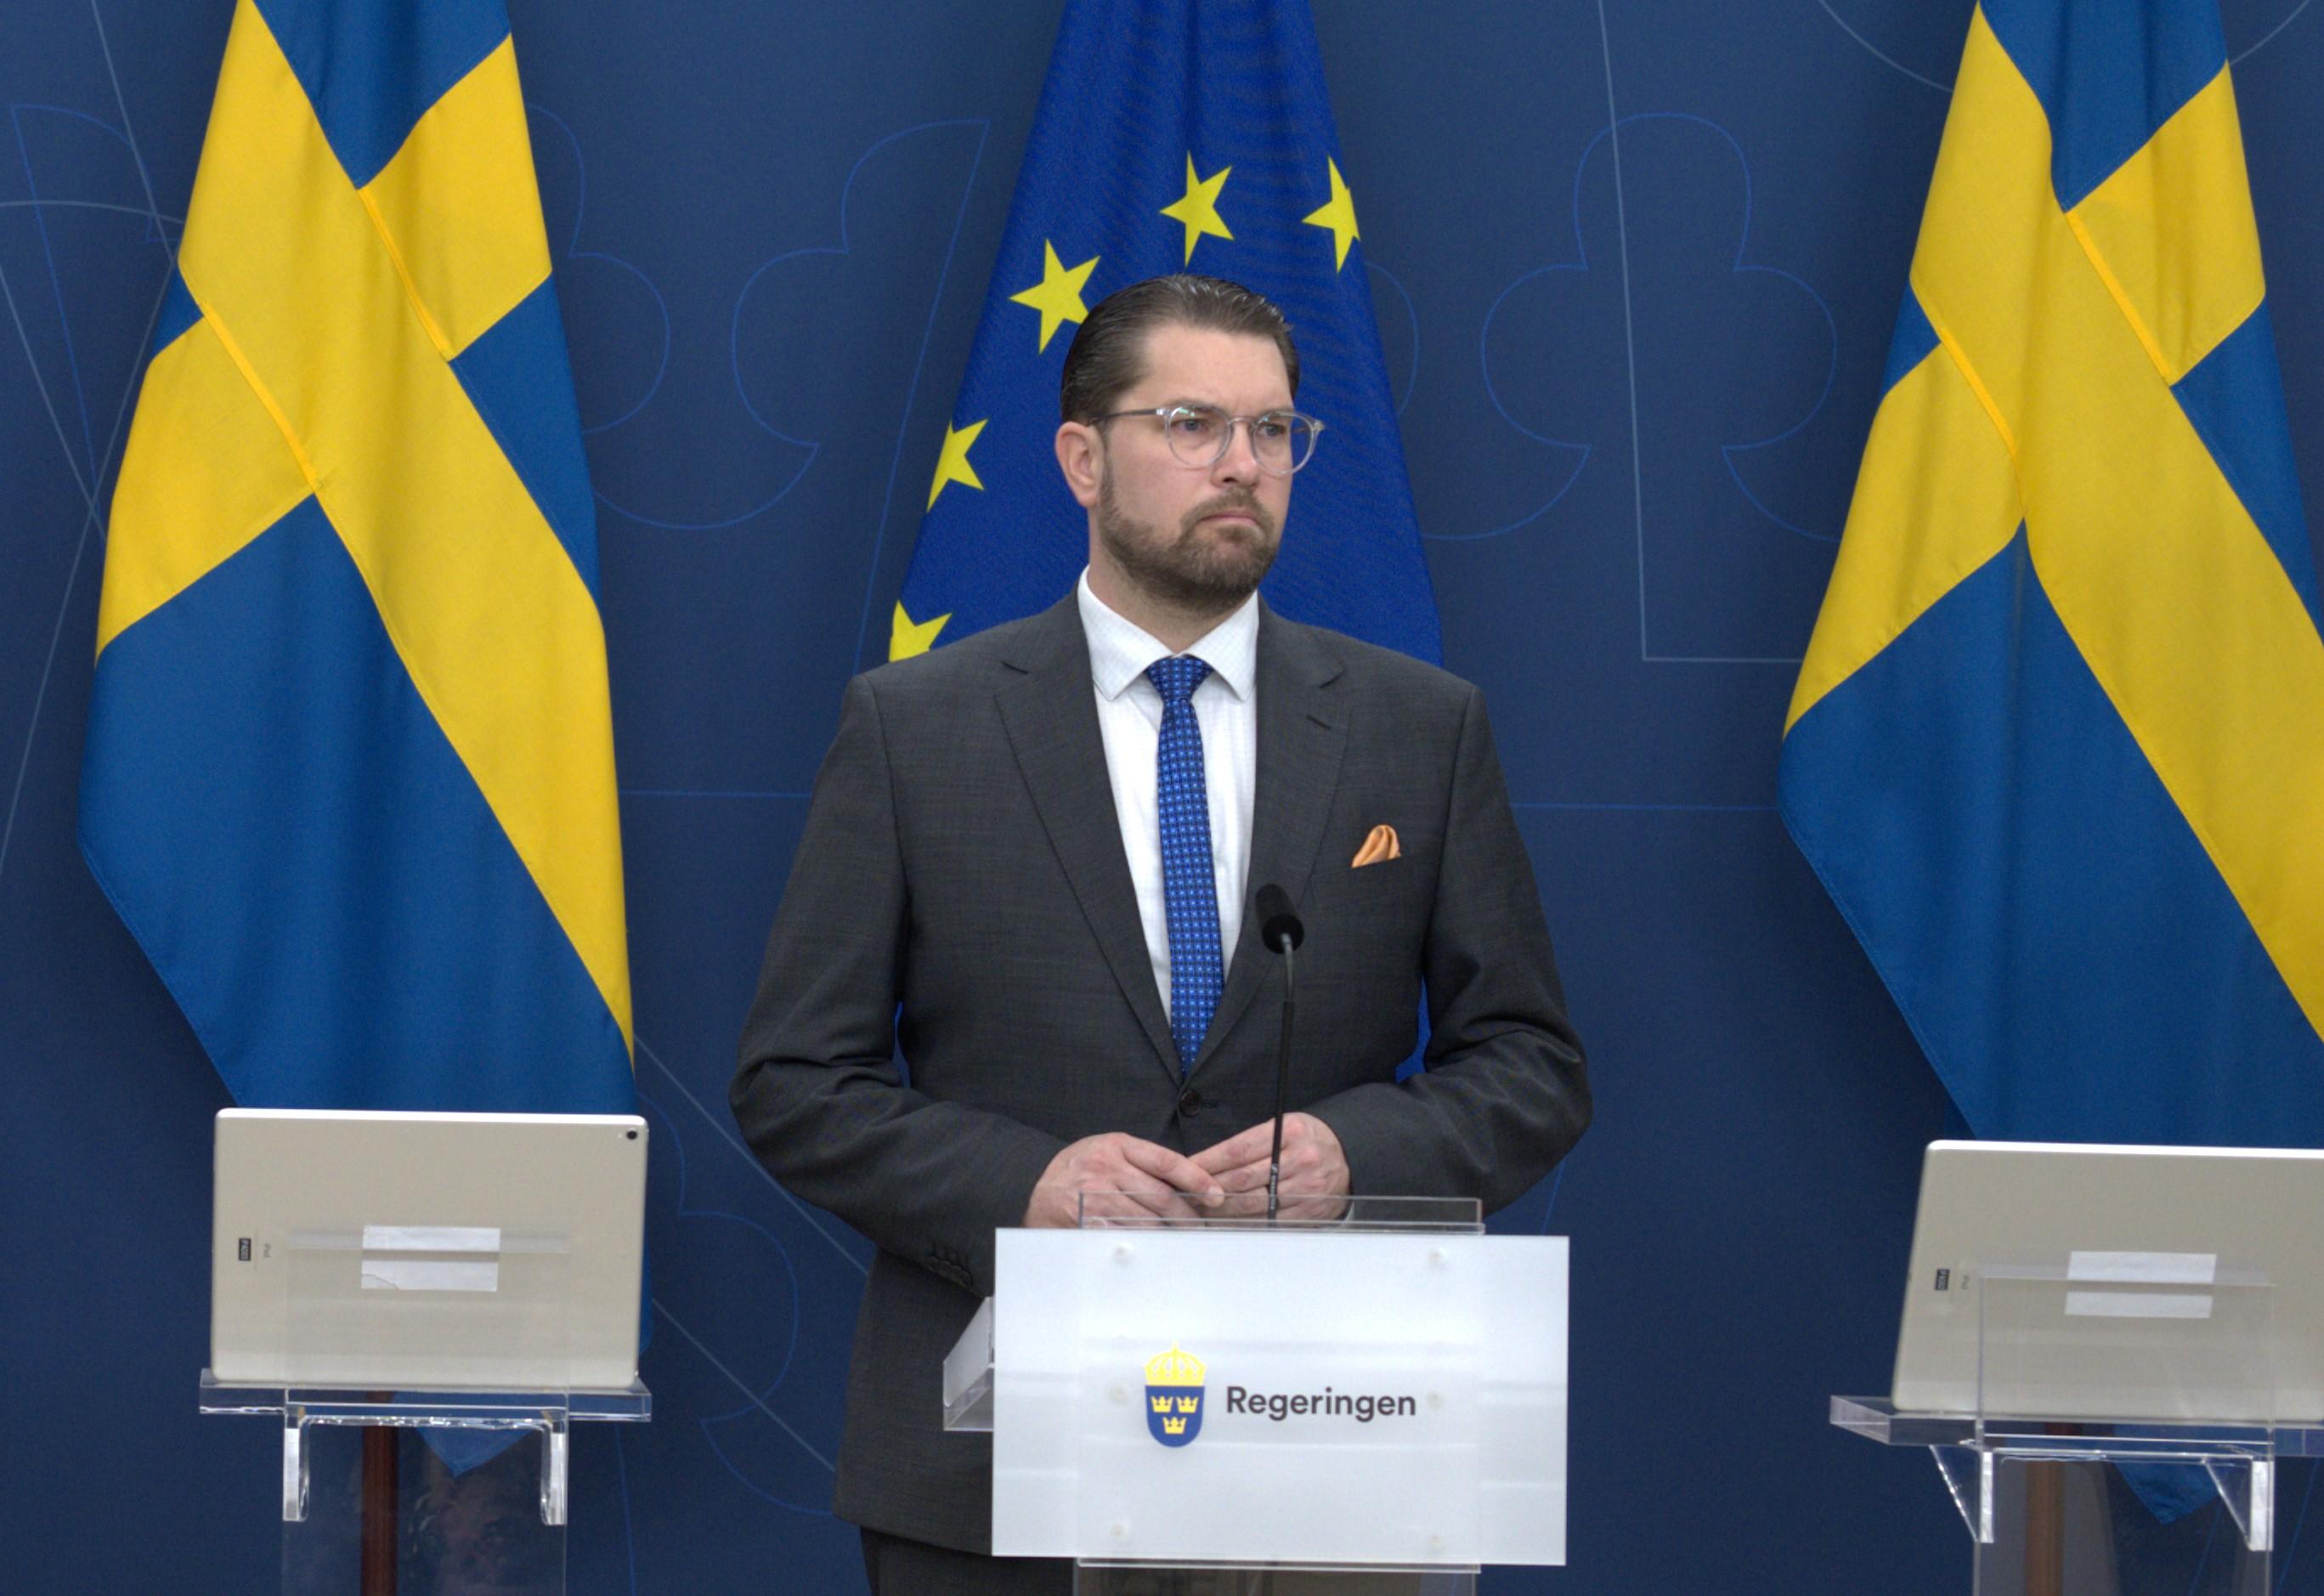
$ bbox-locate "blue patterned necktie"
[1147,655,1222,1075]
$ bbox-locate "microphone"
[1252,885,1303,1220]
[1256,884,1304,955]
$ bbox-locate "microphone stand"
[1251,882,1303,1225]
[1265,938,1295,1223]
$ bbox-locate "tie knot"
[1146,655,1212,706]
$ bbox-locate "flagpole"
[359,1410,397,1596]
[2022,1458,2063,1596]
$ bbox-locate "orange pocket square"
[1351,824,1400,867]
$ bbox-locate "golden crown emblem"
[1143,1344,1206,1387]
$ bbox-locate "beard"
[1096,473,1281,613]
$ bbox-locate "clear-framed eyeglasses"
[1094,404,1326,475]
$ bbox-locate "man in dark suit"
[732,274,1589,1593]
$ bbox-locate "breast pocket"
[1326,855,1421,911]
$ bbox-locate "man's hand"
[1192,1112,1350,1220]
[1023,1133,1226,1228]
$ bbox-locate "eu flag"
[891,0,1440,665]
[1780,0,2324,1147]
[79,0,634,1118]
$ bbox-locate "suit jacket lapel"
[1190,603,1346,1078]
[994,595,1181,1081]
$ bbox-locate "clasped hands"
[1022,1113,1349,1227]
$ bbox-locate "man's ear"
[1055,421,1103,510]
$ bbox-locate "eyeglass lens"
[1162,405,1319,473]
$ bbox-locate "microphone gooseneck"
[1252,885,1303,1222]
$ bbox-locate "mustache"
[1181,492,1276,538]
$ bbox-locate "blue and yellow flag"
[891,0,1439,665]
[1780,0,2324,1145]
[79,0,633,1114]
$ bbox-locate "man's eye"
[1171,410,1220,436]
[1255,419,1290,442]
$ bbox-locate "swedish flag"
[78,0,633,1114]
[891,0,1439,665]
[1780,1,2324,1144]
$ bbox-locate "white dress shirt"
[1076,569,1258,1021]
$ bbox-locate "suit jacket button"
[1177,1087,1202,1118]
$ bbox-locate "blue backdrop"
[5,3,2322,1591]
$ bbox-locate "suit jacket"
[731,591,1589,1553]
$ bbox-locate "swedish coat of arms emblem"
[1145,1344,1205,1447]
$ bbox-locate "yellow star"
[926,417,987,510]
[1160,155,1234,265]
[1302,157,1360,271]
[1008,241,1100,352]
[890,601,950,660]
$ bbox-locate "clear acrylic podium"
[945,1194,1569,1594]
[199,1378,649,1593]
[1835,1261,2324,1593]
[201,1112,651,1595]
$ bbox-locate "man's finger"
[1211,1175,1337,1220]
[1077,1164,1185,1217]
[1117,1137,1225,1202]
[1212,1186,1274,1220]
[1280,1197,1344,1223]
[1207,1158,1274,1195]
[1190,1122,1275,1174]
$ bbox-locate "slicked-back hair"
[1059,274,1300,424]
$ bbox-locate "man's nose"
[1212,419,1263,486]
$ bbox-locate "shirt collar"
[1077,568,1259,705]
